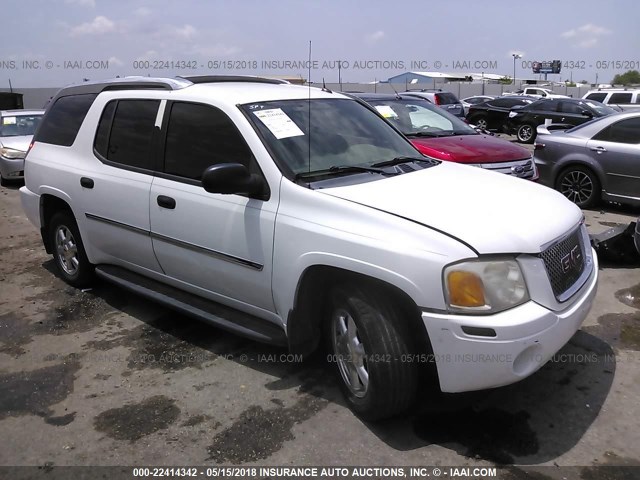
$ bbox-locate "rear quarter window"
[34,94,97,146]
[609,93,633,104]
[435,92,459,105]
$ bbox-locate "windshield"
[365,98,476,137]
[0,114,43,137]
[242,98,420,177]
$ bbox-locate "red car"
[353,93,537,180]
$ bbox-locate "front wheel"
[517,123,536,143]
[555,166,601,208]
[327,283,418,420]
[49,211,94,287]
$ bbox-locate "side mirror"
[202,163,268,199]
[581,110,593,117]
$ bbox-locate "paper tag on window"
[253,108,304,139]
[2,117,16,125]
[374,105,398,118]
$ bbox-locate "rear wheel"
[469,116,488,130]
[49,211,94,287]
[556,166,601,208]
[327,283,418,420]
[517,123,536,143]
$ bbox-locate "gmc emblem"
[561,245,582,273]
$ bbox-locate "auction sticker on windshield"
[253,108,304,139]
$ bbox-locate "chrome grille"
[539,228,586,299]
[480,158,535,179]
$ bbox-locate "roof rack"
[178,75,289,85]
[50,75,292,106]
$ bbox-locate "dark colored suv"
[402,89,465,118]
[507,98,617,143]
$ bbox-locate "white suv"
[582,88,640,111]
[21,75,598,420]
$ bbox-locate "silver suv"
[21,75,597,420]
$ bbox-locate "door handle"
[589,146,607,154]
[80,177,94,189]
[157,195,176,209]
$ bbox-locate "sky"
[3,0,639,88]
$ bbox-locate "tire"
[469,116,488,130]
[555,166,601,208]
[49,211,94,287]
[517,123,536,143]
[326,283,418,420]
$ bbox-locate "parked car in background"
[351,93,537,180]
[507,98,617,144]
[582,88,640,112]
[466,96,535,132]
[461,95,496,115]
[534,112,640,208]
[504,87,570,99]
[0,109,44,185]
[402,89,465,118]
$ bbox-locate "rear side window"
[435,92,459,105]
[585,93,607,102]
[609,93,633,104]
[593,118,640,144]
[490,98,528,108]
[559,101,586,114]
[530,100,559,112]
[34,94,97,146]
[94,99,159,170]
[163,102,254,181]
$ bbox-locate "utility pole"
[512,53,522,86]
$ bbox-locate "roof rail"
[178,75,290,85]
[54,76,193,97]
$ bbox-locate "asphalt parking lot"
[1,156,639,477]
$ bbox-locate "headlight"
[444,259,529,313]
[0,147,26,159]
[508,111,519,118]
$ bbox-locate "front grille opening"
[539,228,586,299]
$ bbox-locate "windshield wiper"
[294,164,397,180]
[371,156,437,168]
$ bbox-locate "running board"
[94,265,287,346]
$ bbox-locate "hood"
[320,161,582,254]
[0,135,32,152]
[409,134,531,164]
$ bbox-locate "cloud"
[70,16,116,36]
[65,0,96,7]
[577,38,598,48]
[173,24,197,40]
[561,23,611,48]
[134,7,151,17]
[365,30,385,44]
[107,56,123,66]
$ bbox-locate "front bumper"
[421,251,598,393]
[0,156,25,179]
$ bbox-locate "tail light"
[26,140,34,156]
[434,94,441,105]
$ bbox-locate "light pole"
[512,53,522,86]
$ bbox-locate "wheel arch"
[554,157,606,189]
[39,193,75,254]
[286,265,432,360]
